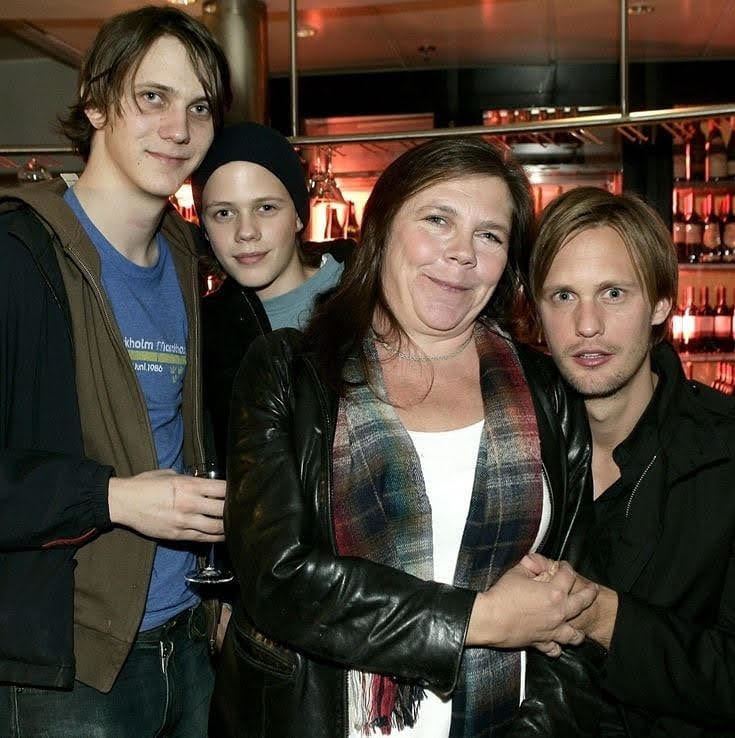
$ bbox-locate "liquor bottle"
[727,117,735,179]
[706,119,728,182]
[345,201,360,241]
[722,194,735,264]
[698,286,715,353]
[670,302,684,348]
[714,285,734,353]
[673,134,687,181]
[672,191,687,263]
[683,192,703,264]
[326,206,346,240]
[720,362,735,395]
[681,285,699,353]
[686,123,706,182]
[700,194,723,263]
[712,362,724,392]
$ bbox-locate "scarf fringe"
[349,670,426,735]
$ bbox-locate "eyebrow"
[417,203,510,235]
[205,196,289,208]
[134,82,209,104]
[543,279,640,292]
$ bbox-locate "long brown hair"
[305,136,534,394]
[59,6,231,160]
[528,187,677,345]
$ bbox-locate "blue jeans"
[0,603,214,738]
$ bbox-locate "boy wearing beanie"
[192,122,346,468]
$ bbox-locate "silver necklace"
[372,330,475,362]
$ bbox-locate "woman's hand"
[465,557,598,654]
[522,553,618,650]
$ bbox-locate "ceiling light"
[628,3,654,14]
[168,0,197,5]
[296,25,317,39]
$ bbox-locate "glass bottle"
[714,286,734,353]
[687,123,706,182]
[681,285,699,353]
[721,194,735,264]
[698,286,715,353]
[683,191,703,264]
[672,190,687,264]
[345,201,360,241]
[701,194,723,263]
[673,134,687,182]
[670,302,684,348]
[727,117,735,180]
[706,119,728,182]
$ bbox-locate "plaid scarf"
[332,321,543,737]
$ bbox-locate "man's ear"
[651,296,672,326]
[85,106,107,130]
[295,216,304,233]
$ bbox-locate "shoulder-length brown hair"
[305,136,534,394]
[527,187,678,346]
[59,6,231,160]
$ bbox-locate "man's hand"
[466,558,598,653]
[569,583,618,650]
[108,469,226,542]
[521,552,618,650]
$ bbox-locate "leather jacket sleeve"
[506,641,621,737]
[518,344,593,565]
[225,330,477,696]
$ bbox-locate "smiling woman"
[210,137,598,738]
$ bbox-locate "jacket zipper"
[189,265,205,464]
[625,454,658,519]
[66,242,204,467]
[65,247,158,462]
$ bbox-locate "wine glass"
[185,461,234,585]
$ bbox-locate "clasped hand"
[466,553,599,657]
[108,469,226,543]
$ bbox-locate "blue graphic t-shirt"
[65,188,198,631]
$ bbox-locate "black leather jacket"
[210,329,593,738]
[507,342,735,738]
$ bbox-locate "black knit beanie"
[191,122,309,226]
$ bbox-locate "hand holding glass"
[185,462,234,585]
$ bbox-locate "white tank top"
[347,420,550,737]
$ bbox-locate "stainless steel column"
[204,0,268,124]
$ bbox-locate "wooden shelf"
[679,263,735,271]
[674,181,735,193]
[678,351,735,362]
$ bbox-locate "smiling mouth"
[234,252,267,264]
[427,275,468,292]
[147,151,188,164]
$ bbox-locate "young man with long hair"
[0,7,231,736]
